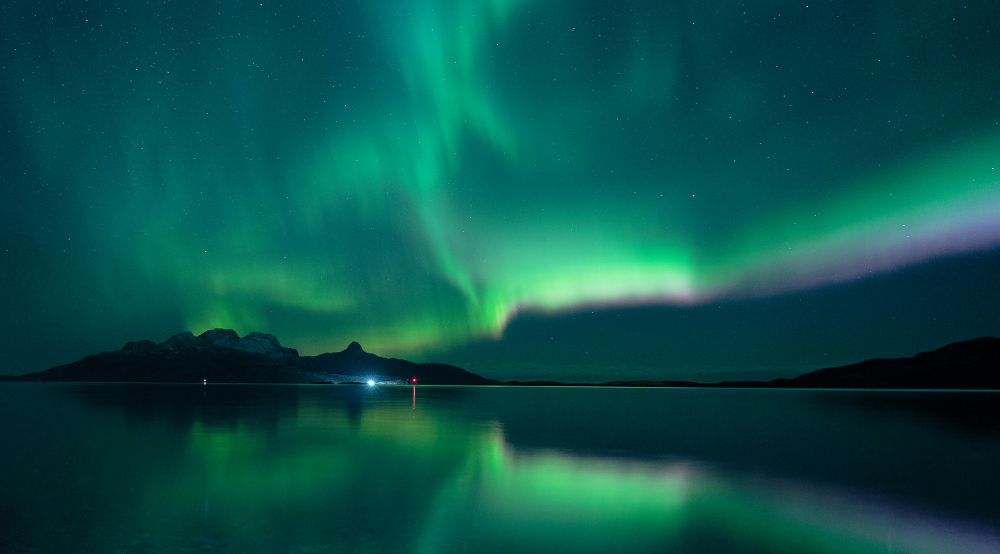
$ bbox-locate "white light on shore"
[367,379,375,386]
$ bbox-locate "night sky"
[2,1,999,380]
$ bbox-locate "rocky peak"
[344,341,365,354]
[198,328,241,348]
[238,332,298,359]
[121,339,156,352]
[242,331,281,348]
[139,329,298,360]
[162,332,197,351]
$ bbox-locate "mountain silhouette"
[594,337,1000,389]
[14,329,495,385]
[9,333,999,388]
[770,337,1000,389]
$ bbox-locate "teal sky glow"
[2,1,999,378]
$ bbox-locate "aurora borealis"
[2,0,999,378]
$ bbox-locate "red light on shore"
[411,377,418,384]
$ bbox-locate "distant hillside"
[7,333,998,389]
[588,337,1000,389]
[12,329,495,385]
[770,337,1000,389]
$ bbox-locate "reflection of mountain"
[16,328,494,384]
[30,385,998,553]
[816,391,1000,435]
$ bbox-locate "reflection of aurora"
[136,399,996,554]
[4,385,1000,552]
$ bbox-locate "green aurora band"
[1,0,999,362]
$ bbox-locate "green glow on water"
[1,385,995,553]
[116,395,986,552]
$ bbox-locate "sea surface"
[1,383,999,553]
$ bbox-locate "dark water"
[2,384,999,553]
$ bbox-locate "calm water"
[2,384,999,553]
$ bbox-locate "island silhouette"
[10,329,494,385]
[7,330,999,389]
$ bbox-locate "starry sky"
[2,0,999,380]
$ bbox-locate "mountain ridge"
[11,328,495,385]
[5,333,999,388]
[768,336,1000,389]
[591,337,1000,389]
